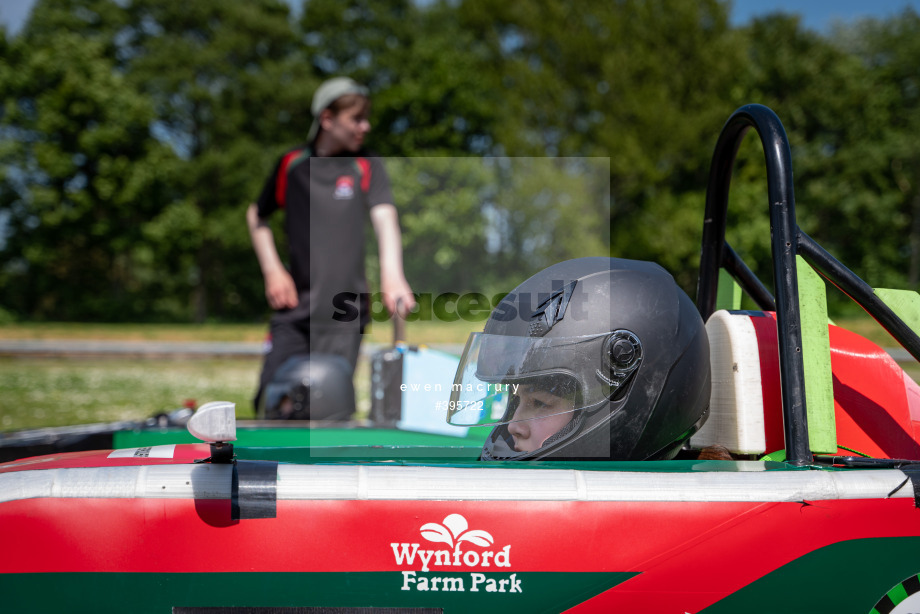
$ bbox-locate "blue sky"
[0,0,31,35]
[2,0,920,35]
[731,0,920,30]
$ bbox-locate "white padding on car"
[2,463,915,504]
[691,310,767,454]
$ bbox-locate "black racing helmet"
[261,353,355,421]
[447,257,710,461]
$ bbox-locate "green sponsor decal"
[0,571,634,614]
[702,537,920,613]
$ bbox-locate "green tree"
[1,0,317,321]
[732,12,919,309]
[6,0,918,323]
[380,158,494,297]
[299,0,506,302]
[457,0,746,292]
[0,19,175,320]
[839,10,920,291]
[123,0,314,321]
[300,0,499,156]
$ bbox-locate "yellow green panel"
[716,269,742,311]
[875,288,920,337]
[796,256,836,454]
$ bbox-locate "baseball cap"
[307,77,370,142]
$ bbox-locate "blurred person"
[247,76,414,412]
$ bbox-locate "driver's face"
[506,386,574,452]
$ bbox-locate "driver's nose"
[507,417,528,439]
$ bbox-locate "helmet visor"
[447,332,620,427]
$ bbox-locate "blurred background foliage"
[2,0,920,322]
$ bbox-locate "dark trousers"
[253,316,362,412]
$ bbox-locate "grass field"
[0,316,917,432]
[0,356,262,430]
[0,318,482,345]
[0,319,480,431]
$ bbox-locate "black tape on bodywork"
[894,464,920,508]
[231,461,278,520]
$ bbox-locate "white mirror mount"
[187,401,237,464]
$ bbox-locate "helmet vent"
[529,320,549,337]
[529,280,578,337]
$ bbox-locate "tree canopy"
[1,0,918,321]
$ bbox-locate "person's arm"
[369,203,415,317]
[246,202,298,310]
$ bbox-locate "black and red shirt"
[255,146,394,323]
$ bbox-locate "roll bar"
[697,104,920,465]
